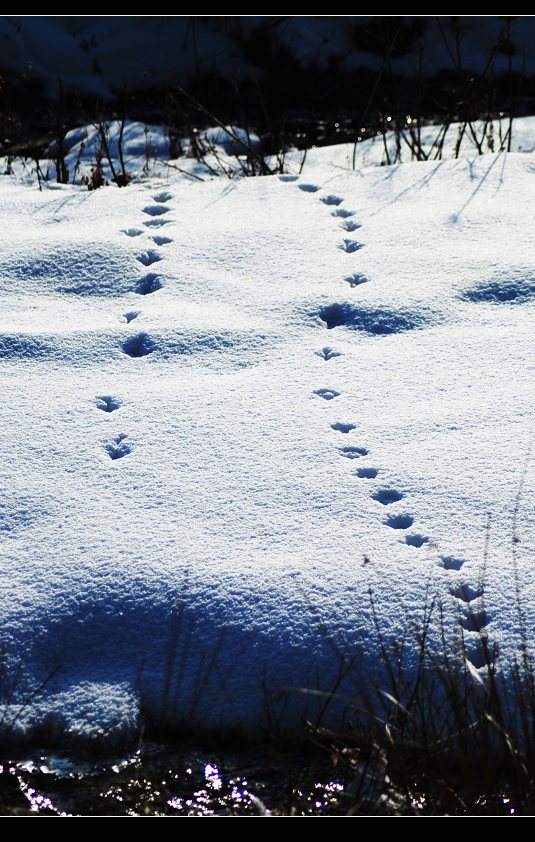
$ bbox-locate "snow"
[201,126,261,155]
[0,125,534,740]
[45,121,171,173]
[21,116,535,190]
[282,117,535,175]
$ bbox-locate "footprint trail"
[283,173,493,675]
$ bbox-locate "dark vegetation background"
[1,15,534,157]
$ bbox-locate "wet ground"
[0,742,353,816]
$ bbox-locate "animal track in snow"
[439,550,488,647]
[464,644,488,669]
[296,164,433,559]
[318,302,430,334]
[344,273,368,288]
[450,583,483,603]
[279,175,299,182]
[105,433,132,460]
[440,556,465,571]
[137,250,162,267]
[339,446,368,459]
[331,422,356,433]
[316,347,341,360]
[331,209,355,218]
[320,194,344,206]
[143,219,171,228]
[314,388,340,400]
[152,236,173,246]
[405,534,429,547]
[96,396,121,413]
[319,303,353,329]
[123,311,139,323]
[372,488,404,505]
[122,228,144,237]
[152,192,173,203]
[135,273,163,295]
[460,609,488,633]
[143,205,171,217]
[122,333,156,358]
[339,220,361,233]
[356,467,378,479]
[338,239,364,254]
[385,513,414,530]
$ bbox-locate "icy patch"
[121,333,156,358]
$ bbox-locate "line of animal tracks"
[97,191,176,460]
[281,173,491,670]
[98,173,493,674]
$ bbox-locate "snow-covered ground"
[16,116,535,190]
[0,124,534,741]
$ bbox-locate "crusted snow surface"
[0,150,533,739]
